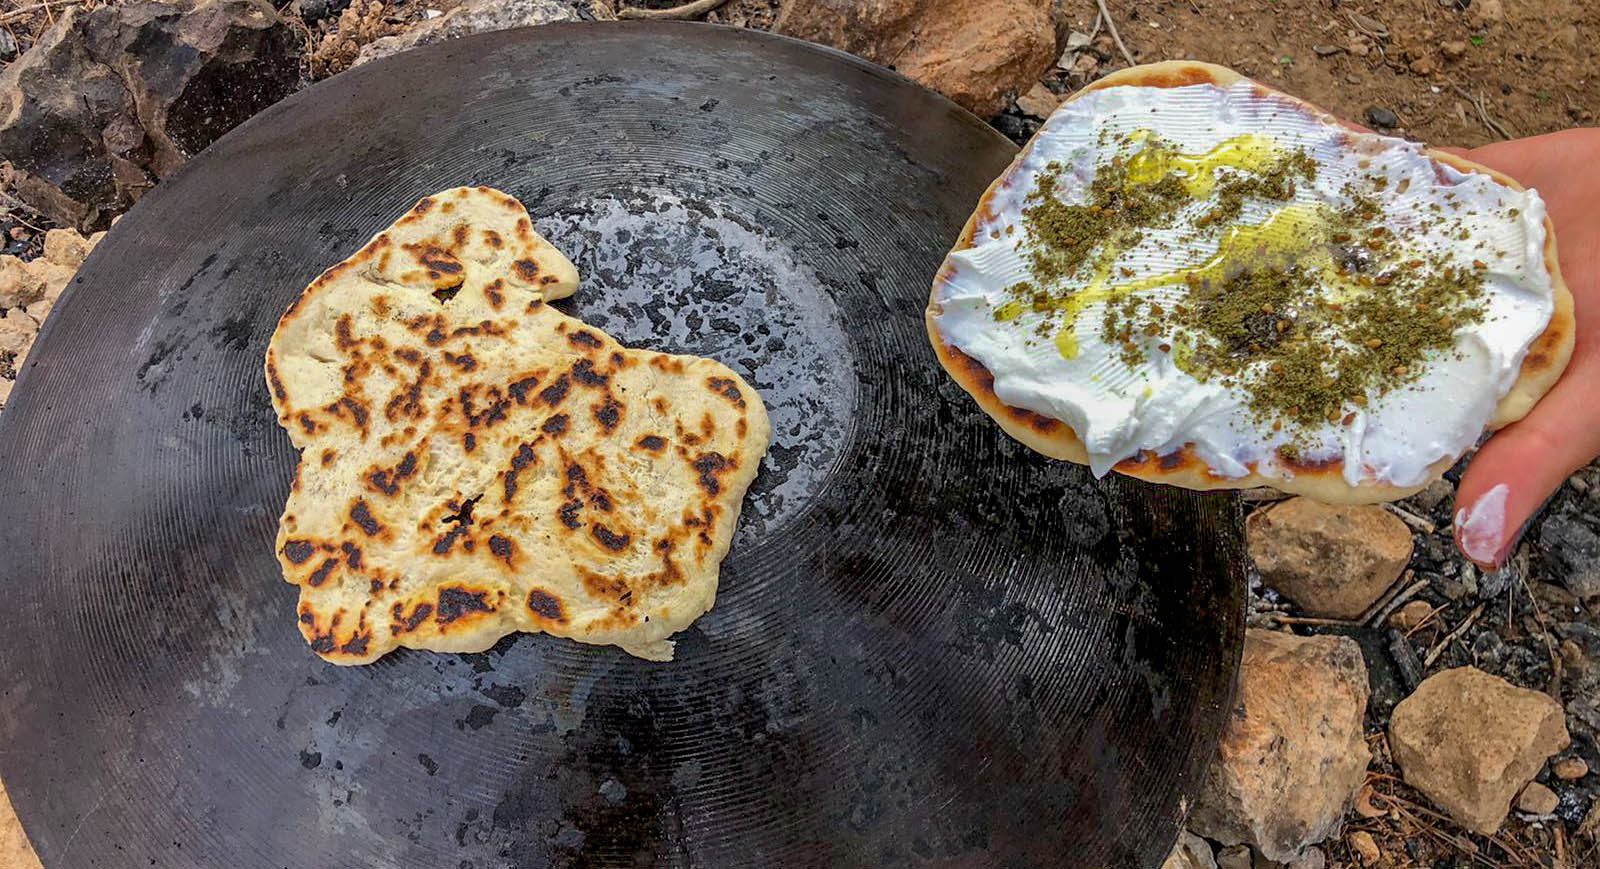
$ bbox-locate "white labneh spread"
[933,80,1554,487]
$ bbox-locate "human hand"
[1446,128,1600,568]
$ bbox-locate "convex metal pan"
[0,22,1244,867]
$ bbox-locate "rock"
[776,0,1058,118]
[1411,478,1454,512]
[355,0,581,67]
[1516,781,1559,814]
[1015,82,1062,119]
[1246,498,1413,619]
[23,299,52,327]
[1554,756,1589,780]
[0,311,39,355]
[42,228,91,269]
[1516,780,1555,816]
[0,30,16,63]
[0,256,45,309]
[1161,829,1218,869]
[1216,845,1252,869]
[1389,599,1434,631]
[1312,44,1343,57]
[0,0,302,229]
[1190,630,1371,862]
[1254,846,1324,869]
[1538,514,1600,598]
[1347,830,1380,866]
[1468,0,1505,24]
[1407,55,1440,76]
[1364,106,1399,130]
[1389,666,1570,834]
[294,0,350,23]
[1441,40,1469,61]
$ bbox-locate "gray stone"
[355,0,581,67]
[1161,830,1218,869]
[1364,106,1399,129]
[1217,845,1252,869]
[1538,513,1600,598]
[0,0,302,229]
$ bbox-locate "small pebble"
[1365,106,1400,129]
[1554,756,1589,780]
[1441,40,1469,60]
[1348,830,1381,866]
[0,30,15,63]
[1516,781,1559,815]
[1389,600,1434,631]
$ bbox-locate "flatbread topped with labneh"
[927,61,1573,503]
[266,186,770,663]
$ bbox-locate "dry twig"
[1364,575,1429,627]
[1424,602,1485,668]
[616,0,730,20]
[0,0,83,26]
[1452,84,1514,140]
[1094,0,1136,68]
[1263,613,1362,627]
[1384,502,1436,534]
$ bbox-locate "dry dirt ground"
[1051,0,1597,148]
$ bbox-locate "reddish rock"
[1247,498,1413,619]
[1389,667,1570,834]
[776,0,1058,118]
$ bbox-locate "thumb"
[1454,382,1600,567]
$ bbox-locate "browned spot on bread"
[298,414,318,435]
[267,362,287,401]
[335,316,358,352]
[368,452,419,495]
[736,419,747,438]
[526,589,566,623]
[578,567,629,602]
[571,359,609,387]
[341,542,363,569]
[395,347,422,364]
[339,631,371,656]
[542,414,570,436]
[513,259,541,282]
[321,449,336,466]
[593,397,622,433]
[326,396,371,432]
[488,535,515,566]
[540,375,571,407]
[706,377,746,408]
[504,443,537,501]
[591,524,631,552]
[463,431,477,452]
[636,435,666,452]
[558,501,582,529]
[651,397,669,415]
[452,224,469,246]
[384,361,431,422]
[1525,353,1548,370]
[483,230,503,248]
[283,540,316,564]
[351,500,382,536]
[649,357,685,375]
[486,279,504,309]
[391,601,433,634]
[509,374,541,405]
[944,342,1064,434]
[691,451,732,496]
[436,586,494,625]
[568,330,603,349]
[443,351,478,372]
[307,558,338,587]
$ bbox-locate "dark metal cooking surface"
[0,22,1245,868]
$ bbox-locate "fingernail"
[1454,482,1510,565]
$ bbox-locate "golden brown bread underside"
[925,61,1574,504]
[265,186,771,663]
